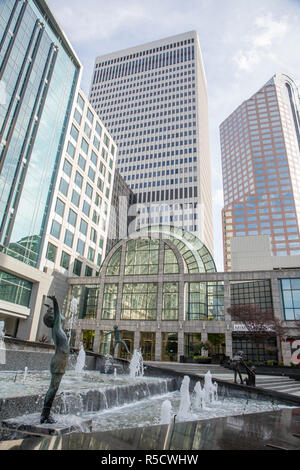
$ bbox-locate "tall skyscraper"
[220,73,300,271]
[89,31,213,255]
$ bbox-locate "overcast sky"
[47,0,300,270]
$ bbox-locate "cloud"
[233,14,289,72]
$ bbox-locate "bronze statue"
[231,350,256,386]
[104,325,130,356]
[40,295,70,424]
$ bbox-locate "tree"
[227,304,289,363]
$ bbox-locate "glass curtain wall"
[121,283,157,320]
[162,282,179,320]
[0,1,79,266]
[101,284,118,319]
[124,239,159,275]
[0,269,32,307]
[185,282,224,320]
[280,278,300,320]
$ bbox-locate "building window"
[106,248,121,276]
[280,278,300,320]
[50,220,61,240]
[55,198,65,217]
[162,282,179,320]
[101,284,118,319]
[0,270,32,307]
[230,280,273,312]
[85,265,93,276]
[73,259,82,277]
[185,282,224,320]
[64,229,74,248]
[60,251,70,270]
[121,283,157,320]
[46,242,57,263]
[125,238,159,275]
[163,244,179,273]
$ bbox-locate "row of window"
[93,46,195,83]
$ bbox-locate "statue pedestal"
[1,413,92,437]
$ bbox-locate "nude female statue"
[40,295,70,424]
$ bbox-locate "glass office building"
[221,73,300,271]
[0,0,81,339]
[0,0,80,267]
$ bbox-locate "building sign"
[233,323,275,332]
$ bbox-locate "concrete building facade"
[89,31,213,255]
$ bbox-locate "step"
[259,383,300,391]
[256,379,296,386]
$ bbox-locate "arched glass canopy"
[104,225,216,275]
[137,225,216,273]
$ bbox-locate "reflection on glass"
[101,284,118,319]
[125,239,159,275]
[122,283,157,320]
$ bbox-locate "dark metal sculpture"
[40,295,70,424]
[231,350,256,387]
[104,325,130,356]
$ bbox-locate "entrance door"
[140,332,155,361]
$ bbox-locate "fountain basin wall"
[0,375,178,422]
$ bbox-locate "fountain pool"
[76,388,293,434]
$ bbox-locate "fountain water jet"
[160,399,173,425]
[129,349,144,378]
[22,367,28,384]
[75,344,86,374]
[177,375,192,419]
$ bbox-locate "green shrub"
[266,360,274,366]
[247,360,254,366]
[278,362,284,367]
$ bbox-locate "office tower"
[220,73,300,271]
[41,89,117,278]
[89,31,213,255]
[0,1,117,341]
[0,0,81,267]
[0,0,81,339]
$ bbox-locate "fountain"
[22,367,28,384]
[0,321,6,365]
[160,399,173,425]
[75,344,86,374]
[194,381,206,410]
[129,349,144,378]
[104,354,114,374]
[67,298,78,341]
[177,375,192,419]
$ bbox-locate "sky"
[47,0,300,271]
